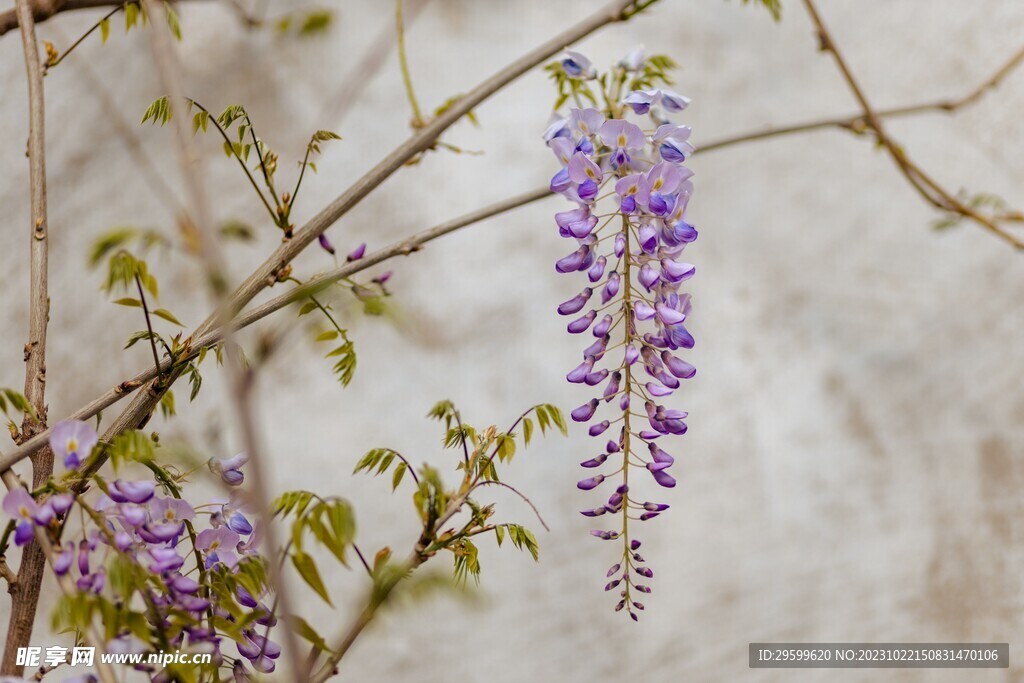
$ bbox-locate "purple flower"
[197,527,240,568]
[107,480,155,504]
[3,489,39,546]
[346,242,366,262]
[50,420,98,470]
[547,68,696,618]
[560,51,596,80]
[317,233,336,255]
[213,452,248,487]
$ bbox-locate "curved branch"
[700,42,1024,153]
[470,480,550,532]
[800,0,1023,250]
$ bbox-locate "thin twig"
[800,0,1023,250]
[134,274,165,384]
[471,480,549,531]
[320,0,429,125]
[700,42,1024,153]
[45,1,127,69]
[395,0,424,127]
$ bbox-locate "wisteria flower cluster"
[1,421,279,680]
[546,48,697,619]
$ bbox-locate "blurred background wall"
[1,1,1022,681]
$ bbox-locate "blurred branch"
[799,0,1024,250]
[139,0,304,678]
[55,30,183,214]
[322,0,428,125]
[2,0,53,673]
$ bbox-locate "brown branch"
[0,0,641,478]
[800,0,1024,250]
[191,0,644,344]
[700,43,1024,153]
[2,0,53,673]
[43,0,643,497]
[7,23,1021,477]
[140,0,304,678]
[0,186,552,477]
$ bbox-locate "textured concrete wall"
[1,1,1022,681]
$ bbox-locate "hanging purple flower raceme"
[547,48,697,620]
[0,420,280,675]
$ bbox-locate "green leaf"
[286,615,333,653]
[107,430,156,470]
[291,551,332,606]
[0,388,35,421]
[164,2,181,39]
[298,9,332,35]
[522,417,534,446]
[141,96,171,126]
[159,390,176,419]
[125,2,139,30]
[152,308,184,326]
[392,462,407,491]
[100,17,111,43]
[113,297,143,308]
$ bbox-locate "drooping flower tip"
[560,51,596,80]
[317,233,336,255]
[346,242,367,262]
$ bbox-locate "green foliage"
[291,550,332,605]
[276,8,334,36]
[286,615,334,653]
[353,448,412,491]
[451,538,480,585]
[0,388,35,425]
[299,298,358,387]
[105,251,157,296]
[626,54,678,91]
[274,490,357,604]
[159,390,176,419]
[501,523,539,561]
[433,94,479,127]
[89,227,168,268]
[933,191,1016,231]
[544,61,598,111]
[107,429,157,471]
[141,96,172,126]
[164,2,182,40]
[739,0,782,20]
